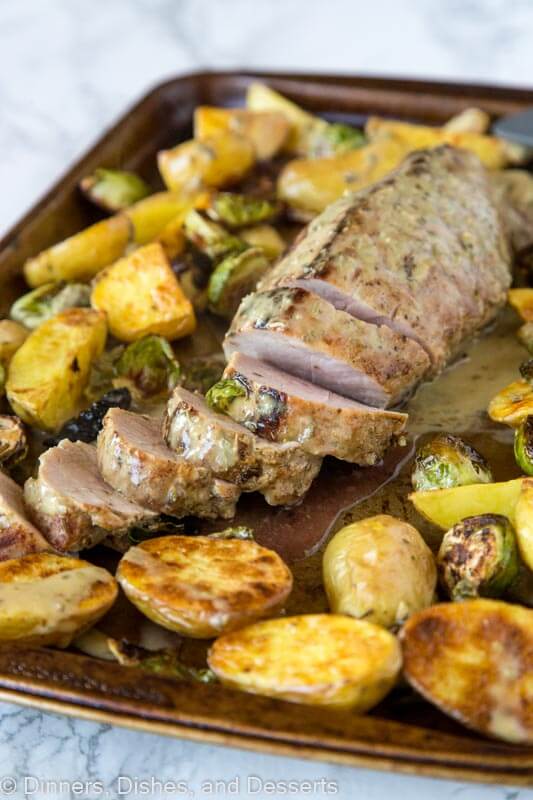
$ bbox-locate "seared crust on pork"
[0,471,50,561]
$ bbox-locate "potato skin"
[0,320,28,366]
[158,134,254,194]
[6,308,107,431]
[208,614,401,710]
[323,515,436,628]
[91,242,196,342]
[116,535,293,638]
[0,553,117,647]
[410,479,524,530]
[401,599,533,744]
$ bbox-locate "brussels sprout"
[207,247,270,319]
[84,345,124,402]
[437,514,520,600]
[205,378,246,414]
[45,388,131,446]
[207,526,255,541]
[80,168,151,212]
[181,355,225,394]
[0,415,27,467]
[10,282,91,329]
[208,193,279,228]
[520,359,533,385]
[518,322,533,354]
[107,638,216,683]
[240,224,286,260]
[310,122,366,157]
[183,210,246,262]
[514,415,533,475]
[411,433,492,492]
[116,335,181,397]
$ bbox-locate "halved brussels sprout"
[10,282,91,329]
[309,122,366,157]
[411,434,492,492]
[115,335,181,397]
[520,359,533,385]
[515,415,533,475]
[80,168,151,212]
[207,248,270,319]
[240,224,286,260]
[208,193,279,228]
[84,346,124,402]
[0,415,28,468]
[205,378,246,414]
[181,355,225,394]
[437,514,519,600]
[107,638,216,682]
[183,210,246,262]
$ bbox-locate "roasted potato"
[323,515,436,628]
[0,553,117,647]
[409,478,524,531]
[508,288,533,323]
[91,243,195,342]
[194,106,289,160]
[0,320,28,366]
[6,308,107,431]
[158,134,255,194]
[240,224,286,260]
[125,191,209,245]
[208,614,401,710]
[513,478,533,572]
[488,379,533,427]
[443,107,490,134]
[401,599,533,744]
[116,535,293,638]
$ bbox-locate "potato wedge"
[91,242,195,342]
[488,379,533,427]
[513,478,533,572]
[0,553,117,647]
[208,614,401,710]
[125,191,209,246]
[508,288,533,323]
[6,308,107,431]
[0,320,28,366]
[158,134,255,194]
[323,515,436,628]
[443,107,490,134]
[194,106,289,160]
[409,479,524,531]
[401,599,533,744]
[116,535,293,638]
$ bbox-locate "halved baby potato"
[508,288,533,323]
[401,599,533,744]
[208,614,402,710]
[0,553,117,647]
[488,379,533,427]
[116,535,293,638]
[194,107,289,161]
[158,134,255,194]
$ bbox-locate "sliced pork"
[98,408,239,519]
[24,440,156,552]
[0,470,50,561]
[221,353,406,463]
[225,287,430,407]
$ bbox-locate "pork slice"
[98,408,239,519]
[24,440,156,552]
[164,387,322,506]
[0,470,50,561]
[224,287,429,407]
[221,353,407,463]
[260,146,511,369]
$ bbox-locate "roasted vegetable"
[0,553,117,647]
[443,107,490,134]
[518,322,533,354]
[207,247,270,319]
[311,122,366,157]
[508,287,533,322]
[437,514,519,600]
[155,215,186,261]
[205,378,246,414]
[208,193,279,228]
[513,478,533,571]
[181,355,225,394]
[10,282,91,329]
[44,388,131,446]
[183,210,245,262]
[0,415,28,467]
[488,379,533,427]
[126,191,208,246]
[158,134,255,194]
[411,434,492,491]
[401,599,533,744]
[208,614,402,711]
[116,535,293,638]
[410,478,524,530]
[91,242,196,342]
[0,320,28,366]
[323,515,436,628]
[240,224,285,260]
[514,415,533,474]
[107,638,216,683]
[80,168,151,212]
[194,106,289,160]
[207,526,254,541]
[83,345,124,402]
[6,308,107,431]
[520,359,533,385]
[115,335,180,397]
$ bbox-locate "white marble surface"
[1,0,533,797]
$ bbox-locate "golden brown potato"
[91,242,195,342]
[0,320,29,366]
[323,515,436,628]
[410,479,524,530]
[508,288,533,322]
[208,614,401,710]
[125,191,209,246]
[488,379,533,427]
[194,106,289,160]
[6,308,107,431]
[158,134,255,194]
[116,535,293,638]
[401,599,533,744]
[513,478,533,572]
[443,107,491,134]
[0,553,117,647]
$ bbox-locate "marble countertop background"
[1,1,533,797]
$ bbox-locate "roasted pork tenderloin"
[163,387,322,505]
[0,470,50,560]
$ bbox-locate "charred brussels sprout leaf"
[80,168,151,212]
[116,335,181,397]
[437,514,519,600]
[515,415,533,475]
[208,193,279,228]
[181,356,225,394]
[107,638,216,683]
[411,433,492,492]
[183,210,246,262]
[84,346,124,403]
[0,415,28,467]
[207,526,255,541]
[206,379,246,414]
[207,248,270,319]
[10,282,91,329]
[45,388,131,446]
